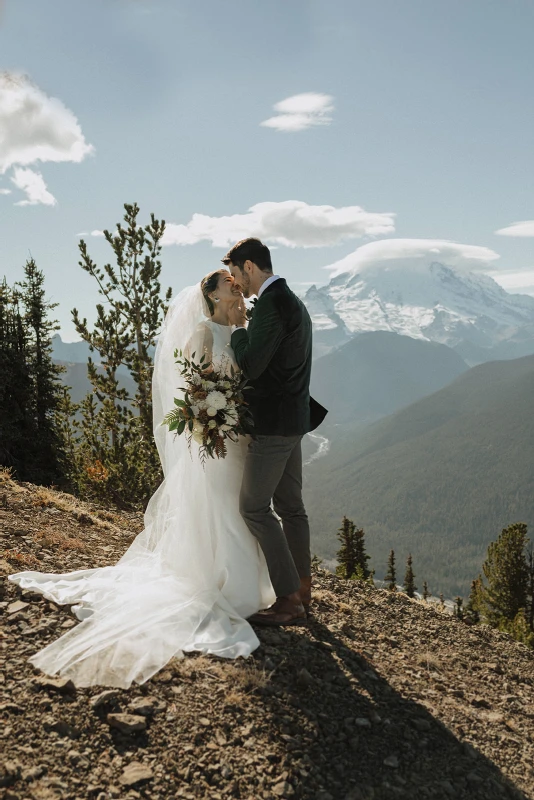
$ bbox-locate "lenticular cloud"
[323,239,500,277]
[0,72,94,174]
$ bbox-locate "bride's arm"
[184,323,214,368]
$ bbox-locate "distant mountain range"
[311,330,469,427]
[304,262,534,364]
[305,353,534,598]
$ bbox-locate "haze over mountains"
[310,331,469,427]
[305,353,534,598]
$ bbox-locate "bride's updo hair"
[200,269,227,316]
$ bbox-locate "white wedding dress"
[9,286,275,688]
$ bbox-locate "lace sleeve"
[184,323,214,365]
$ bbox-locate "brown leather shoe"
[248,597,308,627]
[299,576,312,615]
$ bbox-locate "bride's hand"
[228,297,247,328]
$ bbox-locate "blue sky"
[1,0,533,339]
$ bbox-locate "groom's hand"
[228,297,247,328]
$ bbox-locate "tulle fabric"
[9,286,275,688]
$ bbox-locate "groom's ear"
[243,259,255,275]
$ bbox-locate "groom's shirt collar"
[257,274,281,298]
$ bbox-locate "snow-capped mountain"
[304,262,534,361]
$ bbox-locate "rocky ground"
[1,469,533,800]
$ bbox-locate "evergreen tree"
[0,280,33,473]
[353,524,371,580]
[69,203,172,508]
[384,550,397,591]
[17,258,65,484]
[479,523,530,627]
[439,593,444,608]
[527,547,534,634]
[454,596,464,620]
[403,554,417,598]
[465,577,482,624]
[336,517,371,580]
[0,263,64,484]
[336,516,357,579]
[422,581,430,601]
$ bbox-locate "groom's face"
[229,263,252,298]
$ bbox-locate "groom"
[224,238,327,626]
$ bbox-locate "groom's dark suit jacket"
[231,278,328,436]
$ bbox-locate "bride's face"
[213,271,242,304]
[228,264,251,298]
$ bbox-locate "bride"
[9,269,275,688]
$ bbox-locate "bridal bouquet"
[163,350,253,460]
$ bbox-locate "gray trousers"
[239,434,311,599]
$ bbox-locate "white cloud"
[11,167,57,206]
[495,220,534,237]
[162,200,395,249]
[0,187,11,195]
[260,93,334,132]
[91,229,105,237]
[0,72,94,173]
[489,269,534,296]
[324,238,500,277]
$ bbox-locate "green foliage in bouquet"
[163,349,253,462]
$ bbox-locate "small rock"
[272,780,295,797]
[466,771,483,785]
[0,760,22,788]
[128,696,166,716]
[471,696,491,709]
[369,711,381,724]
[118,761,153,787]
[412,718,431,732]
[90,689,120,709]
[22,765,47,782]
[43,719,81,739]
[107,713,147,734]
[61,619,76,629]
[35,675,76,695]
[355,717,371,728]
[297,668,314,688]
[383,755,399,768]
[198,716,211,727]
[7,600,29,615]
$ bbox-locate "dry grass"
[232,663,272,693]
[34,530,64,547]
[2,549,41,569]
[0,467,28,494]
[32,488,103,528]
[415,651,442,671]
[33,530,87,552]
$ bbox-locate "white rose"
[205,390,227,411]
[202,380,215,390]
[208,420,217,429]
[220,424,231,432]
[191,404,200,416]
[207,407,217,417]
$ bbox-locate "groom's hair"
[222,238,273,273]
